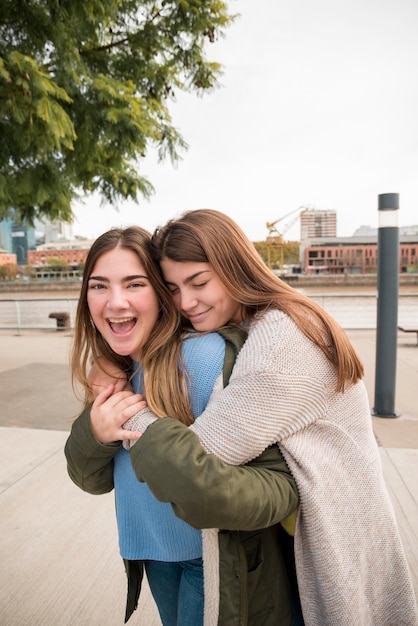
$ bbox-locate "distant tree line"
[253,240,300,269]
[0,257,86,281]
[1,243,301,282]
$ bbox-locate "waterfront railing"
[0,294,417,334]
[0,298,79,335]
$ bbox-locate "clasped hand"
[88,360,145,444]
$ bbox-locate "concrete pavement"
[0,327,417,625]
[0,329,161,625]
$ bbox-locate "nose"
[106,287,129,310]
[178,290,198,313]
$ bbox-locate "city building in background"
[34,217,73,244]
[302,227,418,274]
[0,214,76,264]
[0,214,36,265]
[300,208,337,239]
[28,239,93,267]
[0,249,17,266]
[2,209,417,277]
[28,225,418,276]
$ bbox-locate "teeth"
[108,318,134,324]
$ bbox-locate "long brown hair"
[151,209,364,390]
[71,226,195,424]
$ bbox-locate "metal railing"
[0,293,416,334]
[306,292,417,329]
[0,298,79,335]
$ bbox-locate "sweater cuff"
[122,407,158,450]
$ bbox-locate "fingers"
[117,397,148,425]
[90,387,147,444]
[115,429,142,443]
[93,383,116,405]
[94,386,142,410]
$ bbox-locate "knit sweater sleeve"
[188,309,333,464]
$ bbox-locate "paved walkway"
[0,328,417,625]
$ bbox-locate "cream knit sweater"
[127,309,418,625]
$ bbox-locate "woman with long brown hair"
[123,209,418,626]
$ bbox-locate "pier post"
[372,193,400,417]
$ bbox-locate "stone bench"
[398,326,418,345]
[49,311,70,330]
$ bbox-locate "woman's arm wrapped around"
[130,417,298,531]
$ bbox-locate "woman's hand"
[90,384,146,444]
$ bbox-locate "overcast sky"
[72,0,418,242]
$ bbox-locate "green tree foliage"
[23,263,37,279]
[47,257,69,272]
[253,240,300,268]
[0,0,234,224]
[0,262,18,279]
[284,240,300,265]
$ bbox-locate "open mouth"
[107,317,137,334]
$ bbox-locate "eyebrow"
[165,270,210,286]
[88,274,149,283]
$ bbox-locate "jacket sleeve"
[129,417,298,531]
[64,405,120,495]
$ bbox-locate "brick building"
[0,250,17,265]
[303,234,418,274]
[27,240,94,267]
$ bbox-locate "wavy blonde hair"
[151,209,364,391]
[71,226,195,425]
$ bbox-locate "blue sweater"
[113,332,225,561]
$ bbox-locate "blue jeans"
[144,558,204,626]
